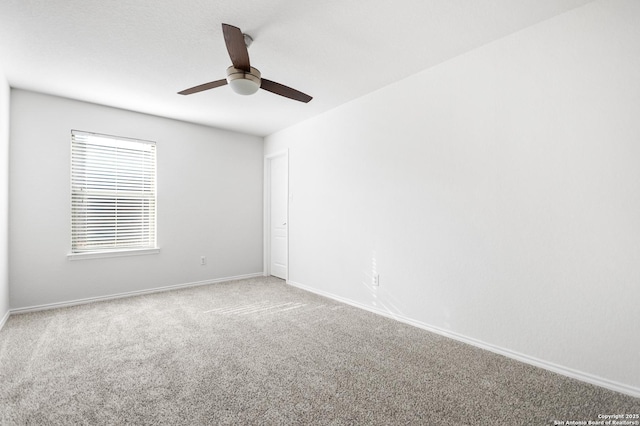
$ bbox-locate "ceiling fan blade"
[178,79,228,95]
[222,23,250,72]
[260,79,312,103]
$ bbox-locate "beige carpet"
[0,276,638,425]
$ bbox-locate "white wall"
[265,0,640,395]
[10,90,263,309]
[0,67,9,326]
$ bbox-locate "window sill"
[67,248,160,261]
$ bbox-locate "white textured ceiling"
[0,0,594,136]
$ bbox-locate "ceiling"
[0,0,594,137]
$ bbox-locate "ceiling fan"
[178,23,312,103]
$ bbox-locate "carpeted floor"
[0,276,638,425]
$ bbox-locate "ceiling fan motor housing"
[226,66,261,95]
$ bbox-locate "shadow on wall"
[360,251,454,331]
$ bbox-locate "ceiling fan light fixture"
[178,24,311,103]
[226,66,261,95]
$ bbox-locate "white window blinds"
[71,131,157,254]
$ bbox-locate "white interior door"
[269,154,288,279]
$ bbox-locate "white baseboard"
[9,272,264,315]
[287,279,640,399]
[0,309,9,332]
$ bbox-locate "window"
[70,130,157,258]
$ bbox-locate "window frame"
[67,130,159,260]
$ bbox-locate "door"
[269,154,288,279]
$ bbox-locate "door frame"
[263,149,289,280]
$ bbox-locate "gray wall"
[0,67,9,325]
[9,90,264,309]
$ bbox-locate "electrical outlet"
[200,256,206,266]
[372,273,379,286]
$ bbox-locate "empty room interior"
[1,0,639,424]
